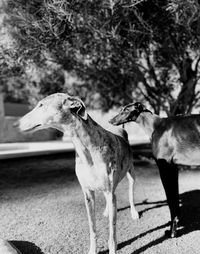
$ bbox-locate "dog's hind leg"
[127,168,139,220]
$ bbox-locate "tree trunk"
[170,56,198,116]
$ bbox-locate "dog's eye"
[39,103,43,108]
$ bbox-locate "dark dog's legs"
[155,159,180,238]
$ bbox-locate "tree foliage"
[2,0,200,114]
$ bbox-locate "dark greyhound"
[110,102,200,238]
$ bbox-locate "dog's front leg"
[103,192,109,217]
[106,192,117,254]
[84,190,97,254]
[155,159,180,238]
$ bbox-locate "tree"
[135,0,200,115]
[2,0,200,114]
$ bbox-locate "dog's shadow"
[117,198,167,217]
[10,240,44,254]
[178,189,200,236]
[99,189,200,254]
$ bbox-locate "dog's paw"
[88,250,97,254]
[131,210,139,220]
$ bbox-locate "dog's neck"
[64,115,106,158]
[72,115,101,141]
[136,112,160,140]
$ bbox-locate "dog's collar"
[143,109,153,114]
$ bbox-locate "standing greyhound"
[17,93,139,254]
[110,102,200,238]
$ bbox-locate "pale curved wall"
[0,95,62,143]
[0,116,62,143]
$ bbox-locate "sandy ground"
[0,154,200,254]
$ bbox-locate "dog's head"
[109,102,151,126]
[15,93,87,132]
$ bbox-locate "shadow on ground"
[178,190,200,237]
[100,190,200,254]
[10,241,44,254]
[118,199,167,217]
[0,153,76,186]
[0,155,153,193]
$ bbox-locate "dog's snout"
[109,118,115,124]
[109,117,118,126]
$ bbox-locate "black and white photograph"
[0,0,200,253]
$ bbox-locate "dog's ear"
[134,102,146,112]
[68,98,87,120]
[134,102,152,114]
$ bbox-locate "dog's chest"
[76,159,111,191]
[72,135,120,191]
[75,146,113,191]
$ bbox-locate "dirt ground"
[0,154,200,254]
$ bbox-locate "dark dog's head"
[109,102,152,126]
